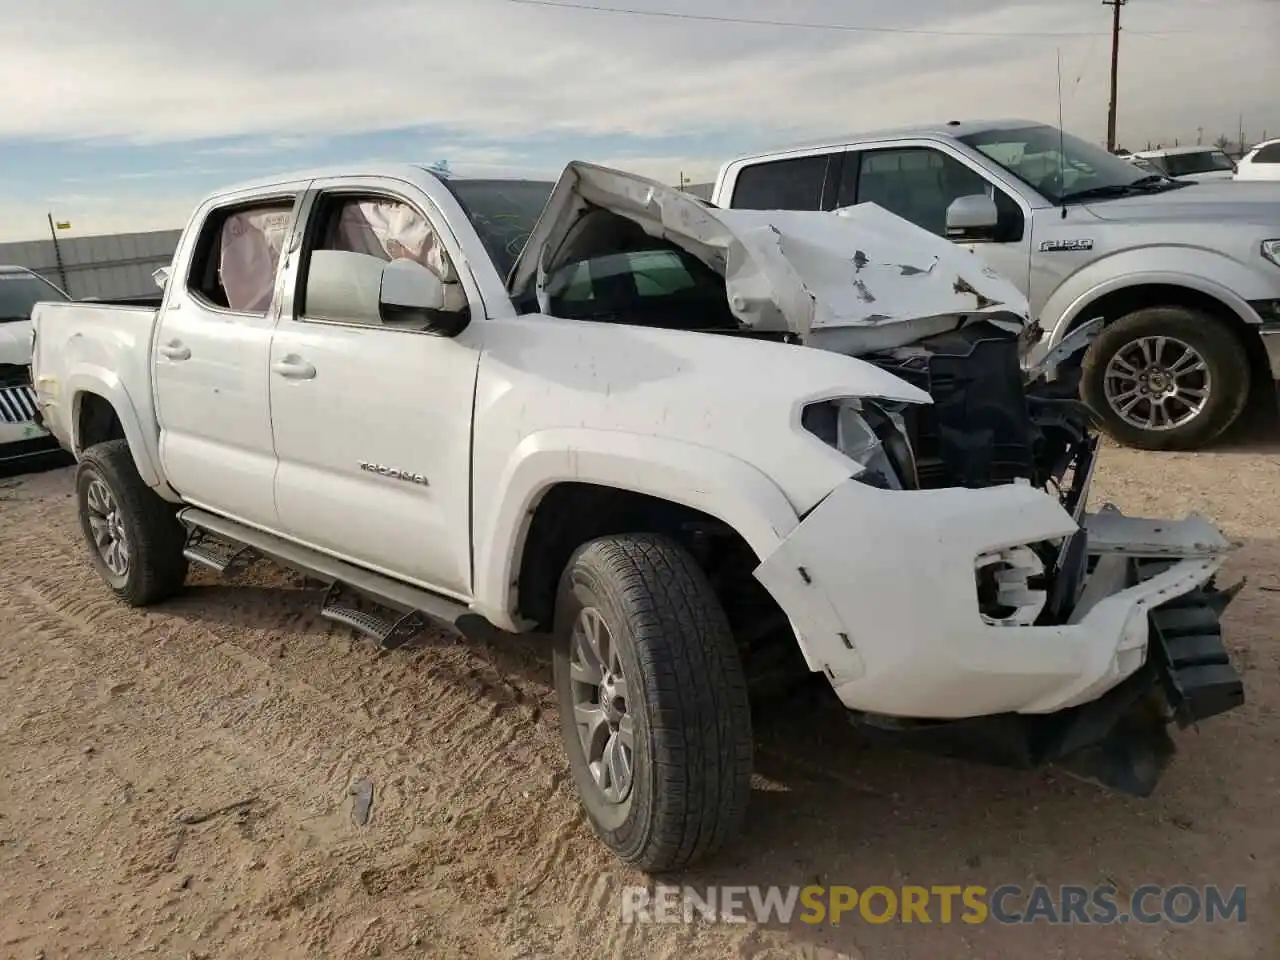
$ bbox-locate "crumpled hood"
[0,319,33,366]
[508,161,1030,345]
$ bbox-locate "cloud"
[0,0,1274,240]
[3,0,1275,147]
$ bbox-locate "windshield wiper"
[1061,174,1184,203]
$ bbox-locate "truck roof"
[729,118,1042,163]
[210,163,556,200]
[1133,145,1228,158]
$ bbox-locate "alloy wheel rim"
[568,606,635,804]
[1102,335,1211,431]
[85,477,130,577]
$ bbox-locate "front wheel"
[552,533,753,872]
[75,439,189,606]
[1080,306,1251,451]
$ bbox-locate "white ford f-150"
[30,161,1245,871]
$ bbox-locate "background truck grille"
[0,382,38,424]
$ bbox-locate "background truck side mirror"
[944,194,1001,242]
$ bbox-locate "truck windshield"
[1157,151,1236,176]
[445,179,556,281]
[958,123,1170,203]
[0,272,69,322]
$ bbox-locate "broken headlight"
[801,398,919,490]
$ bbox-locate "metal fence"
[0,229,181,301]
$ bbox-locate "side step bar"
[178,507,472,646]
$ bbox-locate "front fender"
[470,428,802,631]
[66,366,166,492]
[1037,246,1270,356]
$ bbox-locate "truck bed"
[29,300,161,458]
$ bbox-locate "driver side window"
[839,147,1023,241]
[298,193,463,324]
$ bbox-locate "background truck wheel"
[75,439,188,606]
[1080,306,1250,451]
[552,533,753,872]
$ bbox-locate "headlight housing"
[1262,239,1280,268]
[802,397,919,489]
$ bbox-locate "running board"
[183,527,256,575]
[177,508,472,641]
[319,582,431,649]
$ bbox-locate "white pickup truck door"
[266,179,479,600]
[152,188,306,529]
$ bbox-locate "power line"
[505,0,1242,38]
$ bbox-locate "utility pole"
[1103,0,1127,152]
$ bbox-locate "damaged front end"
[779,317,1245,797]
[515,161,1245,796]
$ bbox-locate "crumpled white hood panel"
[0,320,33,366]
[509,161,1030,347]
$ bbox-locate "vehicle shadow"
[0,449,74,481]
[1207,397,1280,453]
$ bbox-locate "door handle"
[158,340,190,361]
[271,356,316,380]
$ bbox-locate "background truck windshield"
[0,272,68,322]
[446,179,555,280]
[1158,150,1236,177]
[959,123,1154,202]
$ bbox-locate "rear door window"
[730,154,832,210]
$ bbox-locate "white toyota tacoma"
[29,161,1245,871]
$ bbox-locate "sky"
[1,0,1277,242]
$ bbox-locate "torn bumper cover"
[754,479,1245,794]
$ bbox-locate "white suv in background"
[1236,139,1280,181]
[0,266,70,466]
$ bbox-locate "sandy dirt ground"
[1,426,1278,960]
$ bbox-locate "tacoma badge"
[358,461,429,486]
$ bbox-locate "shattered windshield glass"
[446,179,556,280]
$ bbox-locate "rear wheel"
[552,533,753,872]
[75,439,188,606]
[1080,306,1250,451]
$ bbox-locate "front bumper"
[1255,317,1280,381]
[849,568,1244,796]
[0,430,62,465]
[753,476,1235,720]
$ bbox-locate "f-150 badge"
[358,461,429,486]
[1040,239,1094,252]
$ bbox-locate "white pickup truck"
[30,161,1245,871]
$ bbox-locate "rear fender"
[66,367,172,497]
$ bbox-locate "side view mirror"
[153,265,171,291]
[945,194,1000,242]
[304,250,469,336]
